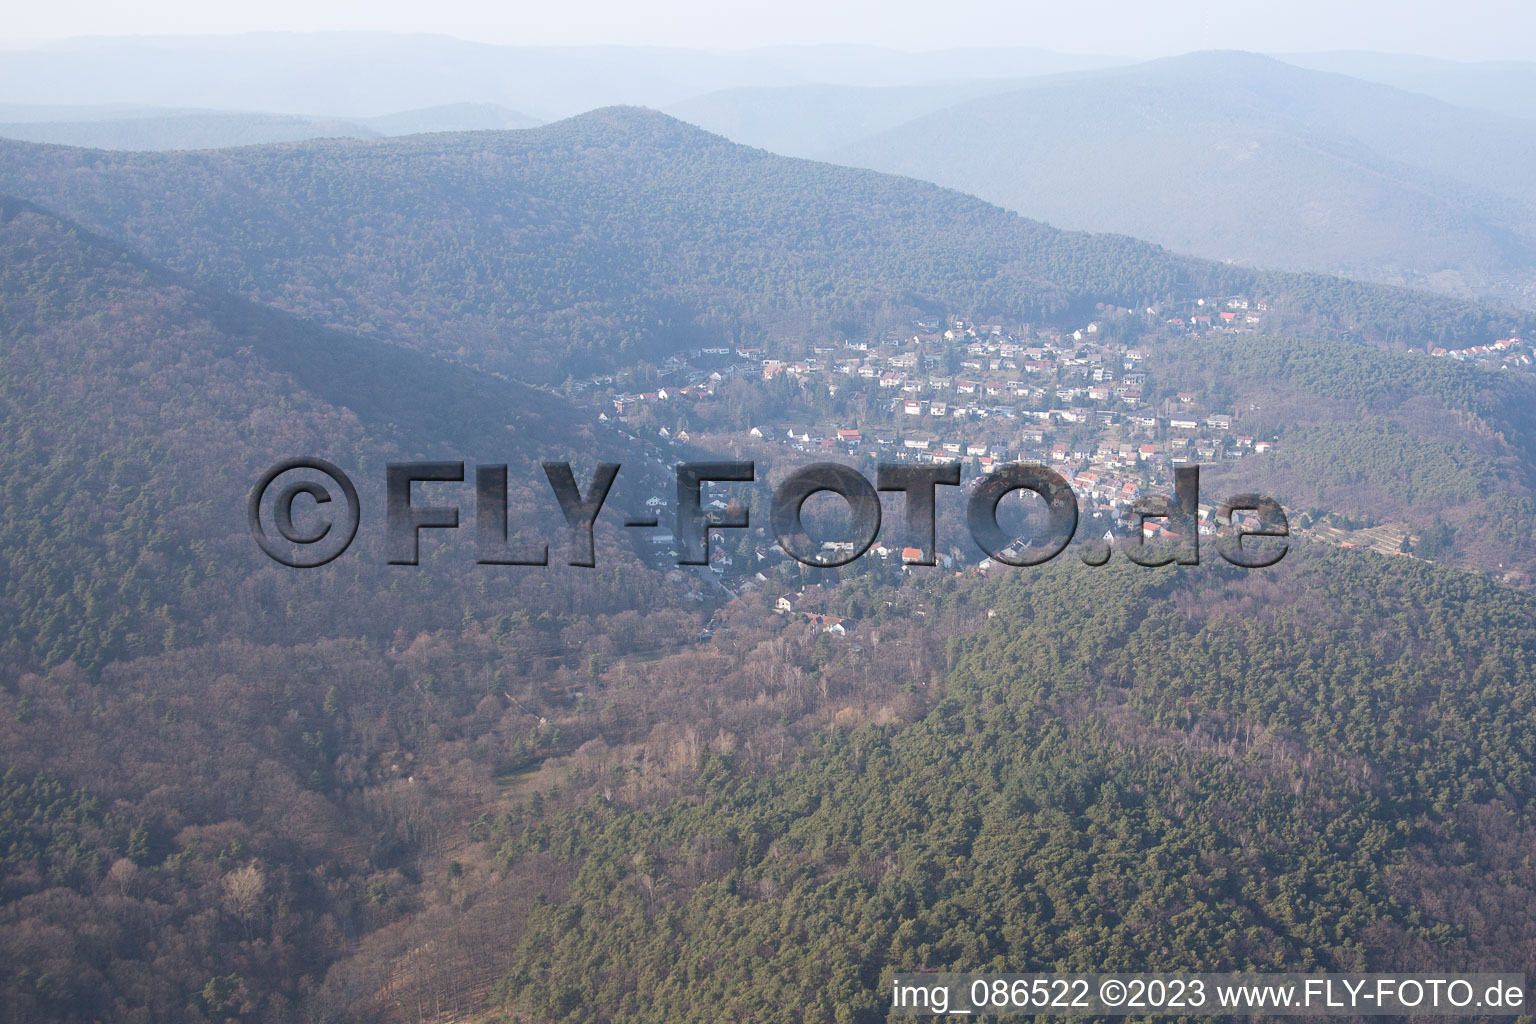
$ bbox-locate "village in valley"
[551,296,1527,595]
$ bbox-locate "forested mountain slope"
[0,195,644,681]
[0,196,706,1024]
[1146,335,1536,580]
[0,107,1526,386]
[483,551,1536,1021]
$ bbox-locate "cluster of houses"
[553,298,1532,593]
[773,593,852,634]
[593,300,1266,420]
[1429,337,1527,365]
[583,301,1289,536]
[736,314,1274,520]
[1163,296,1267,331]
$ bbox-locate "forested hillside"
[483,551,1536,1022]
[0,195,729,1024]
[0,195,659,681]
[0,107,1526,385]
[1144,335,1536,579]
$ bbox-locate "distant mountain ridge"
[818,51,1536,306]
[665,80,1031,160]
[1278,51,1536,122]
[0,33,1130,121]
[0,102,542,151]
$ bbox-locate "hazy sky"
[4,0,1534,61]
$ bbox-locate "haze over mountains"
[0,34,1129,121]
[683,52,1536,306]
[6,35,1534,307]
[0,102,542,151]
[5,33,1531,124]
[1280,51,1536,122]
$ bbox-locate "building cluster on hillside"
[587,300,1283,522]
[1429,337,1527,365]
[552,298,1499,580]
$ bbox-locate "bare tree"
[223,862,267,940]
